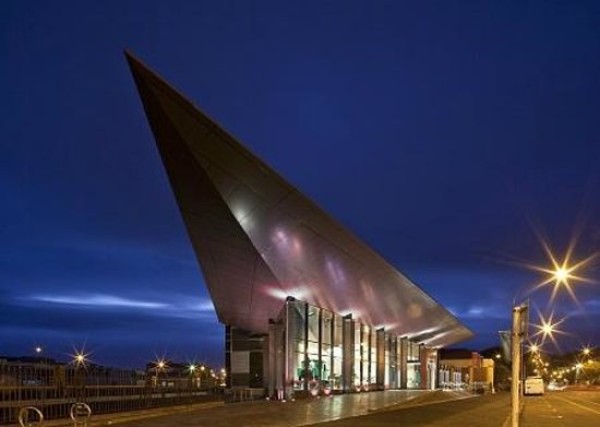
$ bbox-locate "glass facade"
[321,309,332,386]
[269,297,432,397]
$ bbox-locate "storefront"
[258,297,436,398]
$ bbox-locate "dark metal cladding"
[126,52,473,348]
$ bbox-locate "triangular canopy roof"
[126,52,473,347]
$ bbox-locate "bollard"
[18,406,44,427]
[70,402,92,427]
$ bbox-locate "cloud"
[449,304,508,320]
[0,293,223,368]
[22,292,216,320]
[30,294,169,309]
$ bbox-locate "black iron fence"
[0,359,222,425]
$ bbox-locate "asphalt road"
[521,390,600,427]
[314,391,600,427]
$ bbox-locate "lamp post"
[71,349,88,403]
[188,364,196,389]
[154,359,166,388]
[575,363,583,384]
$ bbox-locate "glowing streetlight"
[532,311,566,348]
[35,346,43,354]
[153,357,168,387]
[70,348,90,369]
[582,347,591,356]
[527,239,597,304]
[575,362,584,384]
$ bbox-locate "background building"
[439,349,495,393]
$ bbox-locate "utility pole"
[511,304,528,427]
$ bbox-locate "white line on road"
[551,395,600,416]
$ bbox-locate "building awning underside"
[127,52,473,348]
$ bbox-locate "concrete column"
[399,337,408,389]
[419,344,428,390]
[376,329,385,390]
[342,314,354,392]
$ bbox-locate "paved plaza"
[55,390,474,427]
[106,390,436,427]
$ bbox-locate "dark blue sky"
[2,1,599,368]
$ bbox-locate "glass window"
[321,310,333,385]
[407,362,421,389]
[288,300,307,390]
[322,310,332,345]
[291,301,307,341]
[406,341,418,361]
[307,305,319,343]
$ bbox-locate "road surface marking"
[551,395,600,415]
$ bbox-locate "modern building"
[126,52,473,399]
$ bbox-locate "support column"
[342,314,354,392]
[419,344,428,390]
[399,337,408,389]
[225,325,232,389]
[390,337,398,389]
[376,328,385,390]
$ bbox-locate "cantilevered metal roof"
[126,52,473,347]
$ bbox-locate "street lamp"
[153,358,167,387]
[575,363,583,384]
[188,364,197,388]
[70,347,90,402]
[532,311,566,349]
[70,348,90,369]
[528,242,597,304]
